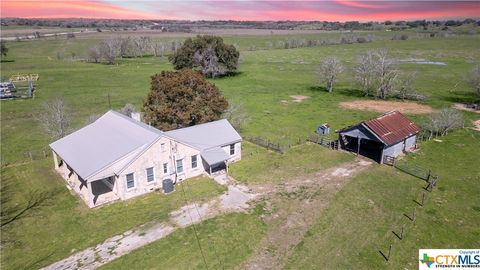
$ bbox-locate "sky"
[1,0,479,21]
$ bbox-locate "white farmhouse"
[50,111,241,208]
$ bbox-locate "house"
[338,111,420,163]
[49,110,242,208]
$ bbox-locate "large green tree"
[143,69,229,131]
[169,35,239,78]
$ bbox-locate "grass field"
[1,159,225,269]
[1,28,480,269]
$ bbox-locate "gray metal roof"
[201,147,230,165]
[165,119,242,151]
[50,111,162,180]
[50,111,241,180]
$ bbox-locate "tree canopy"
[169,35,239,78]
[143,69,229,131]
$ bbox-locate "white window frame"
[146,167,155,183]
[230,144,235,155]
[163,163,168,174]
[126,172,135,190]
[161,143,166,152]
[176,158,184,174]
[191,155,198,169]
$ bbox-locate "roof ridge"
[107,110,164,135]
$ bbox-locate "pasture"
[1,28,479,269]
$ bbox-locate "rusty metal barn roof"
[363,111,421,146]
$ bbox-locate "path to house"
[240,158,373,270]
[41,175,256,270]
[42,158,371,270]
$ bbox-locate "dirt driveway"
[240,158,373,270]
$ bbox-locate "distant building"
[338,111,420,163]
[50,111,241,208]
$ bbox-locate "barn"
[338,111,421,163]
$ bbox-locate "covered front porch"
[89,177,120,207]
[201,147,230,176]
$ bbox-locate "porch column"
[52,151,59,169]
[356,137,361,156]
[209,166,212,175]
[87,181,95,208]
[225,161,228,174]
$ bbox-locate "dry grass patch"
[454,103,480,114]
[290,95,310,103]
[339,100,433,114]
[472,120,480,131]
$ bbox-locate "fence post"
[28,151,33,161]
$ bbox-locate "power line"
[179,181,209,270]
[184,179,224,270]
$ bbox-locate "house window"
[146,167,155,182]
[176,159,184,173]
[163,163,168,174]
[161,143,166,152]
[230,144,235,155]
[191,155,198,169]
[126,173,135,189]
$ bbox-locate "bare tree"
[119,103,136,117]
[85,114,102,125]
[222,103,248,131]
[422,108,464,138]
[468,65,480,97]
[152,41,165,57]
[193,46,226,78]
[374,50,398,99]
[88,45,101,63]
[36,97,71,140]
[98,39,118,64]
[354,51,376,96]
[317,57,344,93]
[397,72,417,101]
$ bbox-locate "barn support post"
[87,181,95,208]
[356,137,361,156]
[52,151,59,169]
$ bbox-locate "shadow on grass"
[309,85,365,98]
[1,59,15,63]
[441,90,479,104]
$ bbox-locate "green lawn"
[99,212,266,270]
[230,142,354,184]
[1,30,480,270]
[1,159,225,269]
[286,129,480,269]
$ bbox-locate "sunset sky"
[1,1,479,21]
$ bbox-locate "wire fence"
[1,148,51,166]
[393,160,436,181]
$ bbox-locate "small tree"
[222,103,247,131]
[1,41,8,58]
[317,57,344,93]
[354,51,376,96]
[374,50,398,99]
[468,65,480,97]
[36,97,71,140]
[143,69,228,131]
[119,103,135,117]
[88,45,101,63]
[397,72,417,101]
[422,108,464,138]
[98,39,118,64]
[169,35,239,78]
